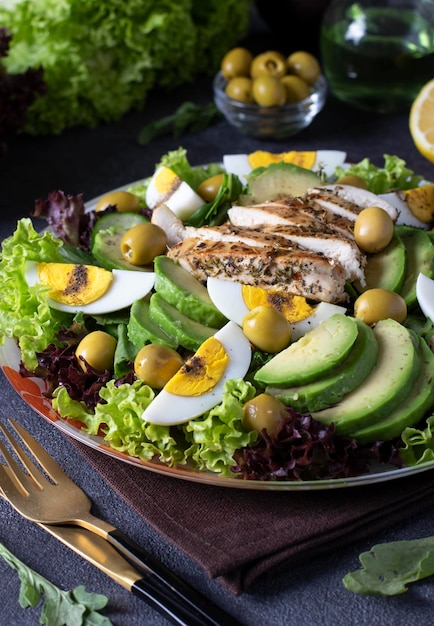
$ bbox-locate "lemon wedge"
[409,78,434,163]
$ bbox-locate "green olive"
[252,75,286,107]
[95,190,141,213]
[225,77,254,103]
[242,305,291,352]
[75,330,117,372]
[354,206,394,253]
[287,51,321,85]
[354,289,407,325]
[335,174,368,189]
[221,47,253,80]
[134,344,183,388]
[242,393,287,436]
[280,75,310,103]
[197,173,225,202]
[120,222,167,266]
[250,51,287,79]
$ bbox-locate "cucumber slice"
[91,212,148,245]
[91,226,150,272]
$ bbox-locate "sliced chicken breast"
[167,238,348,303]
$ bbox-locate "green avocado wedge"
[311,319,421,436]
[354,233,407,293]
[254,314,359,387]
[149,292,218,351]
[395,225,434,308]
[239,162,322,205]
[153,255,227,328]
[127,298,178,350]
[267,319,378,413]
[348,336,434,445]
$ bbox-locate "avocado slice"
[395,225,434,308]
[268,319,378,412]
[127,298,178,350]
[92,226,150,272]
[254,314,359,387]
[154,256,227,328]
[149,292,218,351]
[239,162,321,205]
[311,319,421,436]
[354,233,407,293]
[349,336,434,444]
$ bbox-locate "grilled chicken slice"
[183,223,365,283]
[228,198,355,239]
[167,238,348,303]
[307,185,399,221]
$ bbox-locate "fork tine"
[0,441,33,496]
[0,426,45,490]
[8,418,70,485]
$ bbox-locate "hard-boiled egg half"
[146,165,204,221]
[25,261,155,314]
[207,278,346,341]
[416,272,434,321]
[141,321,251,425]
[223,150,347,184]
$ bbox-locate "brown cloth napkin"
[70,439,434,595]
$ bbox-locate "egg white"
[146,165,204,220]
[25,261,155,314]
[416,272,434,321]
[207,277,347,341]
[379,191,429,229]
[222,150,347,183]
[140,321,252,425]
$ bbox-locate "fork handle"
[108,529,242,626]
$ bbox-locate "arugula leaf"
[185,172,243,227]
[138,101,221,145]
[343,538,434,595]
[0,541,112,625]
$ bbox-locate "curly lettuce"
[53,378,257,475]
[0,218,71,369]
[0,0,251,135]
[334,154,424,193]
[400,415,434,466]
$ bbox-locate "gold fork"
[0,418,240,626]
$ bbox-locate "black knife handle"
[108,528,243,626]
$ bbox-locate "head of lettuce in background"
[0,0,251,135]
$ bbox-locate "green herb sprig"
[0,541,112,625]
[138,102,221,145]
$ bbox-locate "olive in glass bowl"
[213,71,326,139]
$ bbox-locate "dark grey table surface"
[2,8,434,626]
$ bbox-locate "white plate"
[2,167,434,491]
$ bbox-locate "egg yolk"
[248,150,316,170]
[37,262,113,305]
[165,336,229,396]
[154,166,181,195]
[241,285,315,323]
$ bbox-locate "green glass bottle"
[320,0,434,113]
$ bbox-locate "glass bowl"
[213,71,327,139]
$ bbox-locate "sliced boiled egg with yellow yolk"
[223,150,347,183]
[141,321,251,425]
[206,278,346,342]
[25,261,155,314]
[416,272,434,321]
[145,165,204,221]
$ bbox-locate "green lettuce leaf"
[334,154,424,193]
[0,0,251,135]
[343,537,434,595]
[0,218,71,369]
[399,414,434,465]
[158,146,223,191]
[53,378,257,474]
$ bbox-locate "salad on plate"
[1,147,434,488]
